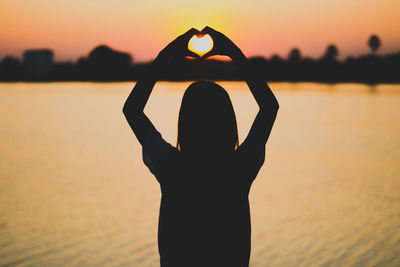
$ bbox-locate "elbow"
[271,98,279,113]
[259,101,279,114]
[274,102,280,112]
[122,103,130,116]
[122,103,135,119]
[123,103,142,120]
[122,104,131,119]
[122,101,137,116]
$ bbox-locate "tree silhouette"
[323,44,339,61]
[0,56,24,81]
[88,45,132,68]
[86,45,133,80]
[367,35,381,54]
[288,48,301,63]
[271,54,283,62]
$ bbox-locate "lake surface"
[0,82,399,266]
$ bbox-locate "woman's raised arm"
[202,26,279,146]
[123,28,200,145]
[122,68,157,145]
[233,48,279,146]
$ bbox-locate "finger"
[172,28,200,51]
[202,50,217,59]
[182,28,200,40]
[201,26,215,34]
[203,27,221,40]
[171,28,198,47]
[188,27,201,35]
[187,50,201,59]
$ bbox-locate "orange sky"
[0,0,399,62]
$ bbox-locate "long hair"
[177,80,239,153]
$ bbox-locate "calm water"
[0,82,399,266]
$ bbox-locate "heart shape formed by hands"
[188,34,213,57]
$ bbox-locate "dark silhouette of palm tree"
[288,48,301,63]
[367,35,381,54]
[323,44,339,61]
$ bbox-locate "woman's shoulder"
[143,130,178,152]
[142,129,179,181]
[234,139,266,172]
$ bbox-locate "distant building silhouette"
[23,49,54,78]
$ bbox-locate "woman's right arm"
[123,28,200,145]
[122,67,157,145]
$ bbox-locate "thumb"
[202,50,216,59]
[187,50,201,59]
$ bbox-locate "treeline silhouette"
[0,35,399,83]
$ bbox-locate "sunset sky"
[1,0,399,62]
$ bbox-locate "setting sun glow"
[188,34,214,57]
[0,0,399,61]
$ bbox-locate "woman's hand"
[200,26,242,60]
[154,28,201,66]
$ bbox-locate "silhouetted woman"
[123,27,279,267]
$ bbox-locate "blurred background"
[0,0,399,266]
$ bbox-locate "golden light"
[188,34,213,57]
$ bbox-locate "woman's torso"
[157,151,258,267]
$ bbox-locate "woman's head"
[177,80,239,154]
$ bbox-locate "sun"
[188,34,213,57]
